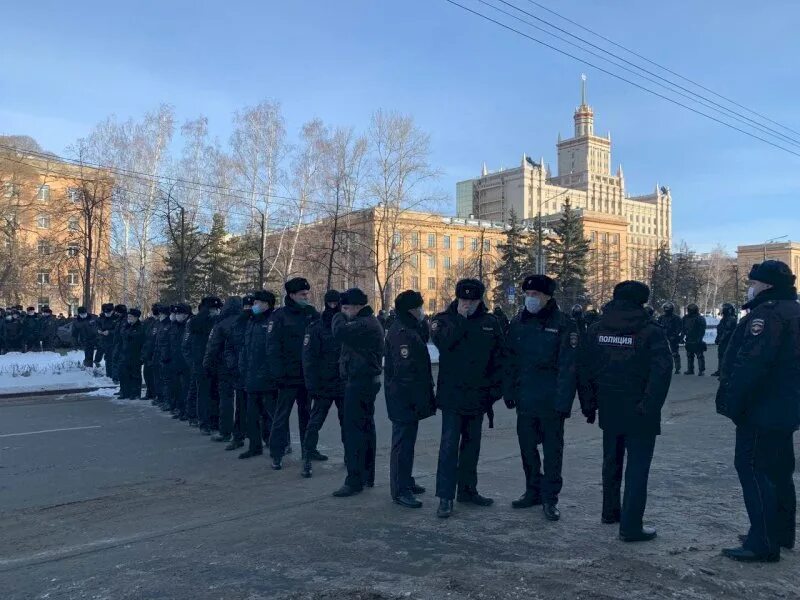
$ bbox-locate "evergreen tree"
[649,242,674,309]
[492,209,529,315]
[547,199,590,308]
[161,220,206,303]
[199,213,235,297]
[672,241,702,310]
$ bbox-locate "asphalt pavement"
[1,350,798,600]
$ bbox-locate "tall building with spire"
[457,76,672,295]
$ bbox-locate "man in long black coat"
[682,304,707,375]
[72,306,97,367]
[581,281,673,543]
[384,290,435,508]
[39,306,59,351]
[657,303,682,375]
[118,308,145,399]
[95,303,116,374]
[711,303,737,377]
[187,297,223,435]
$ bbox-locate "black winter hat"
[285,277,310,294]
[613,280,650,306]
[128,308,142,318]
[324,290,341,305]
[114,304,127,314]
[26,306,35,312]
[158,304,171,315]
[173,303,191,315]
[748,260,796,288]
[395,290,424,313]
[340,287,368,306]
[455,278,485,300]
[200,296,223,309]
[101,302,114,312]
[42,306,52,314]
[242,294,255,308]
[77,306,87,314]
[252,290,276,306]
[522,274,557,296]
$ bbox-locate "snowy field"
[0,351,114,395]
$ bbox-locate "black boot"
[619,526,658,542]
[271,458,282,470]
[511,492,542,509]
[211,433,231,442]
[722,547,779,563]
[309,449,328,461]
[225,439,244,451]
[301,460,312,478]
[410,484,426,495]
[394,494,422,509]
[456,489,493,506]
[543,503,561,521]
[238,449,263,459]
[332,484,361,497]
[437,498,453,518]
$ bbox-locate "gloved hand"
[504,396,516,410]
[582,408,596,424]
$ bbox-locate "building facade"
[737,241,800,285]
[457,77,673,286]
[0,149,113,314]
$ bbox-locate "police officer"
[580,281,673,542]
[140,305,160,399]
[22,306,40,352]
[72,306,97,367]
[39,306,59,351]
[222,295,253,450]
[384,290,435,508]
[711,303,737,377]
[5,309,22,352]
[331,288,384,497]
[505,275,579,522]
[571,304,587,340]
[187,297,222,435]
[169,304,191,420]
[716,260,799,562]
[493,305,510,334]
[119,308,145,399]
[96,303,116,374]
[265,278,319,469]
[146,304,169,407]
[301,290,346,478]
[657,302,682,375]
[110,304,128,385]
[431,278,504,519]
[203,296,244,444]
[239,290,277,459]
[682,304,707,375]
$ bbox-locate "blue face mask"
[251,304,264,315]
[294,298,310,308]
[525,296,543,314]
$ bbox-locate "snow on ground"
[0,351,114,395]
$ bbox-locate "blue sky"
[2,0,799,252]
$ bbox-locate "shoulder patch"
[482,326,494,332]
[303,333,310,346]
[545,327,559,334]
[399,344,409,359]
[431,321,439,331]
[569,332,579,348]
[267,321,274,333]
[597,334,635,347]
[749,318,765,336]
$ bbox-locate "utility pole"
[178,204,186,303]
[763,235,788,260]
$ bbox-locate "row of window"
[36,214,80,231]
[38,239,81,257]
[406,255,470,271]
[3,183,83,203]
[392,231,491,252]
[36,270,81,285]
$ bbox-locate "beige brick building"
[457,76,672,286]
[737,241,800,283]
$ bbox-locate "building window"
[68,187,82,203]
[3,182,18,198]
[394,276,403,291]
[443,256,451,270]
[38,296,49,311]
[411,276,419,290]
[67,241,80,257]
[37,185,50,202]
[67,270,80,286]
[427,277,436,290]
[457,236,465,250]
[483,239,490,251]
[427,233,436,248]
[591,231,597,242]
[410,254,418,268]
[393,231,402,246]
[37,271,50,284]
[410,232,419,248]
[68,217,79,232]
[428,298,437,312]
[37,239,51,256]
[443,235,450,249]
[458,257,465,269]
[428,255,436,269]
[470,238,478,251]
[36,214,50,229]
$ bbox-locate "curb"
[0,386,116,401]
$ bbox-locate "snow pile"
[427,343,439,365]
[0,351,114,395]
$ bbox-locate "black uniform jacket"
[96,314,117,350]
[430,301,504,416]
[120,320,145,367]
[384,312,435,423]
[239,309,275,393]
[332,307,384,381]
[203,297,243,378]
[716,286,800,432]
[169,319,188,372]
[715,315,737,347]
[682,313,707,348]
[72,315,97,347]
[267,297,319,388]
[302,307,345,399]
[581,299,673,436]
[657,313,682,343]
[505,299,579,417]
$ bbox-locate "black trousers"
[602,430,657,536]
[94,346,106,368]
[143,362,155,399]
[82,345,95,367]
[268,386,309,460]
[302,395,344,459]
[517,413,565,504]
[342,378,380,490]
[185,373,198,420]
[685,344,705,373]
[667,338,681,372]
[173,369,190,416]
[119,362,142,398]
[194,371,213,429]
[246,390,275,452]
[217,375,237,437]
[436,410,484,500]
[390,420,420,499]
[717,341,729,367]
[735,425,796,555]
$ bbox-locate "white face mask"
[210,308,221,317]
[525,296,543,314]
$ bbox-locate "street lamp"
[763,235,788,260]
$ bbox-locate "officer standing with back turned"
[716,260,799,563]
[657,302,682,375]
[581,281,673,542]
